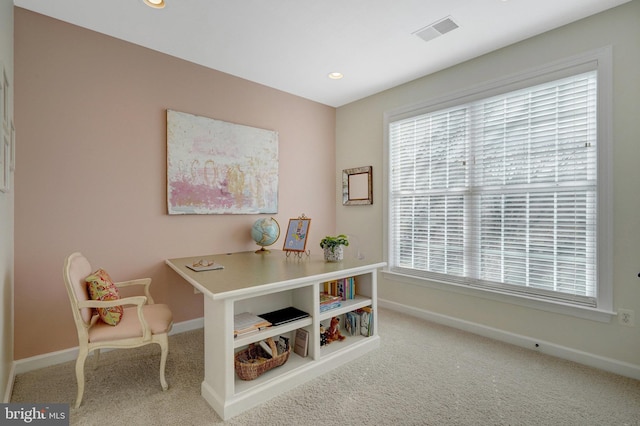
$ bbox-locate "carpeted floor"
[11,308,640,425]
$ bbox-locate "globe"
[251,217,280,253]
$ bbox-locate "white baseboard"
[3,363,15,403]
[5,318,205,402]
[9,305,639,401]
[11,317,204,376]
[169,317,204,336]
[379,298,640,381]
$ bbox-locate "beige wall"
[0,0,14,401]
[337,1,640,368]
[13,8,336,360]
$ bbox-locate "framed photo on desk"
[283,217,311,253]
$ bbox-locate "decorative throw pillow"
[85,268,123,326]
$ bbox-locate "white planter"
[323,245,344,262]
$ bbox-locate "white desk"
[166,250,385,420]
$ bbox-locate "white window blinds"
[389,71,598,307]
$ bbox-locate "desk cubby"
[166,251,385,420]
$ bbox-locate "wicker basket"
[234,337,291,381]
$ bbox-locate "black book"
[258,307,310,326]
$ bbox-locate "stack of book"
[319,292,341,312]
[323,277,356,300]
[233,312,271,338]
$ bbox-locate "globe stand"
[255,246,271,254]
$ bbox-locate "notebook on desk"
[258,307,310,326]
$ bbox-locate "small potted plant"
[319,234,349,262]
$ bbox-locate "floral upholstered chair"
[62,252,173,408]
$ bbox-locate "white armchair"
[62,252,173,408]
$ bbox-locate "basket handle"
[265,337,278,355]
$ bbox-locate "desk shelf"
[233,317,313,348]
[166,251,385,420]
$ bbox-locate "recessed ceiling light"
[143,0,165,8]
[328,72,343,80]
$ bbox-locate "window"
[386,51,612,314]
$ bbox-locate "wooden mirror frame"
[342,166,372,205]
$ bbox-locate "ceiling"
[14,0,630,107]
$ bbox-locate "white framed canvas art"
[167,110,278,215]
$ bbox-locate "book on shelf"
[323,277,356,300]
[320,302,342,312]
[277,335,290,355]
[294,328,309,357]
[344,311,360,336]
[359,307,373,337]
[234,312,272,337]
[319,292,341,312]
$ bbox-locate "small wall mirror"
[342,166,372,205]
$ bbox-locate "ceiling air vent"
[413,16,459,42]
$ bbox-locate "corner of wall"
[0,0,15,404]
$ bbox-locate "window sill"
[382,269,615,323]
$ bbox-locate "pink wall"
[13,9,336,360]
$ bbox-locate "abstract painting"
[167,110,278,214]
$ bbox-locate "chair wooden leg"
[159,336,169,391]
[75,347,88,408]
